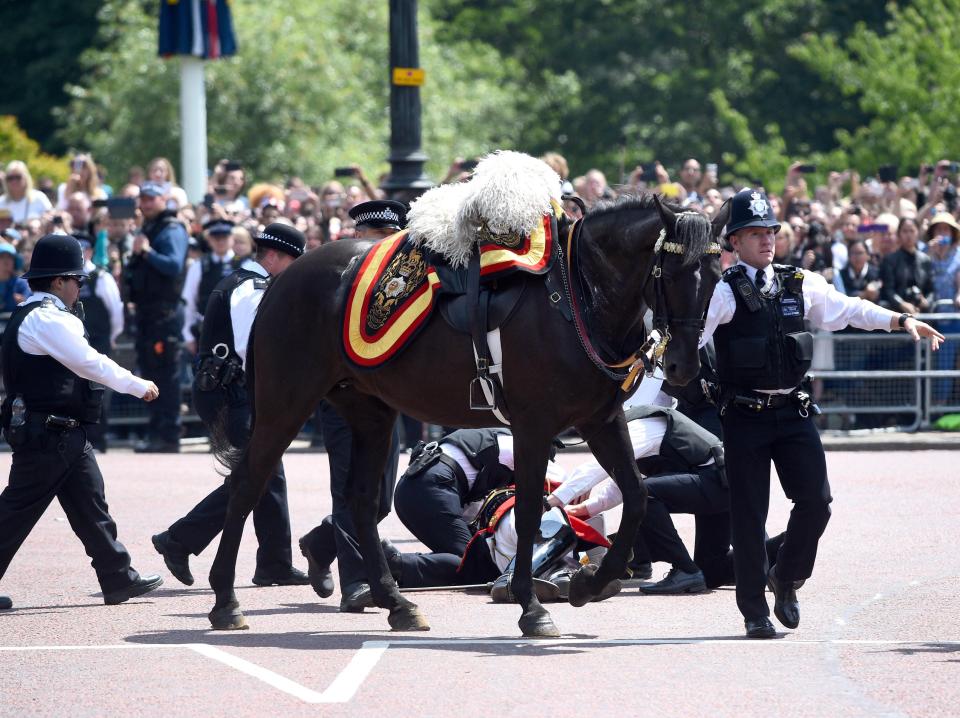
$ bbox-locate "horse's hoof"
[592,578,622,603]
[209,603,248,631]
[388,605,431,632]
[567,564,598,608]
[518,610,560,638]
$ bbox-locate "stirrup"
[469,376,496,411]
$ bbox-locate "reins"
[558,208,721,392]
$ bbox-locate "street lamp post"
[382,0,433,200]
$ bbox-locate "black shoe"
[339,582,374,613]
[134,440,180,454]
[745,616,776,639]
[299,536,335,598]
[637,567,707,595]
[152,532,194,586]
[380,538,403,583]
[252,566,310,586]
[767,566,800,629]
[626,561,653,580]
[0,595,11,610]
[103,574,163,605]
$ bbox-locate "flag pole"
[179,55,208,204]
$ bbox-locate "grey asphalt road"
[1,448,957,717]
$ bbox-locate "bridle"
[559,207,721,392]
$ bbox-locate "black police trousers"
[634,467,784,588]
[135,305,183,444]
[300,402,400,591]
[721,403,832,620]
[385,457,502,587]
[0,425,138,593]
[167,382,293,572]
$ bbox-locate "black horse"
[207,195,728,637]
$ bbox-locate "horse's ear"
[653,193,677,233]
[712,198,732,238]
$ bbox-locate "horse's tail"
[209,319,258,476]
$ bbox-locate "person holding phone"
[880,217,933,314]
[56,154,106,211]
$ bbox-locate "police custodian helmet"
[724,188,781,238]
[21,234,88,280]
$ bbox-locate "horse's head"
[649,195,729,386]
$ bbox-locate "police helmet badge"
[748,192,769,218]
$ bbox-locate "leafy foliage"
[0,116,68,184]
[792,0,960,175]
[57,0,529,185]
[0,0,104,154]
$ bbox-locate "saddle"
[341,213,561,419]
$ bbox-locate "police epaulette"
[252,277,269,290]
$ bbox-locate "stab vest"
[1,300,103,424]
[713,264,813,391]
[77,269,111,354]
[197,269,267,361]
[124,211,186,308]
[625,405,722,476]
[197,254,243,319]
[441,428,515,504]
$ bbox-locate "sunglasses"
[64,276,85,286]
[5,175,23,181]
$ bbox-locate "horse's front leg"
[510,429,560,638]
[568,412,642,607]
[346,410,429,632]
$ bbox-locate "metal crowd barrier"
[810,312,960,431]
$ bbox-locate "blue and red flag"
[159,0,237,59]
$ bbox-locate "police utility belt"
[405,440,471,499]
[722,388,821,417]
[195,343,244,392]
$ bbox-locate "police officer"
[299,201,407,611]
[0,234,162,610]
[701,187,945,638]
[125,181,189,453]
[181,218,242,355]
[74,233,124,452]
[151,223,309,587]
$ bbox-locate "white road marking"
[2,638,958,704]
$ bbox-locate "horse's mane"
[588,194,712,266]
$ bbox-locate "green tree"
[792,0,960,174]
[57,0,530,186]
[431,0,889,179]
[0,116,69,184]
[0,0,104,154]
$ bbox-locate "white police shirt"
[230,259,269,368]
[550,415,669,508]
[180,249,237,343]
[699,261,899,392]
[16,293,152,398]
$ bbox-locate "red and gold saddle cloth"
[343,212,557,368]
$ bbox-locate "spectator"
[881,216,933,313]
[124,181,189,453]
[66,192,93,235]
[926,213,960,398]
[773,222,796,263]
[231,225,254,259]
[147,157,189,210]
[0,243,30,311]
[56,153,107,209]
[0,161,52,223]
[581,169,614,207]
[837,239,880,301]
[678,158,705,204]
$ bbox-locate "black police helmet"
[22,234,88,280]
[254,222,305,258]
[348,199,407,230]
[724,188,781,238]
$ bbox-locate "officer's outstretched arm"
[894,315,945,350]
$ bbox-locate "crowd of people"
[0,151,957,447]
